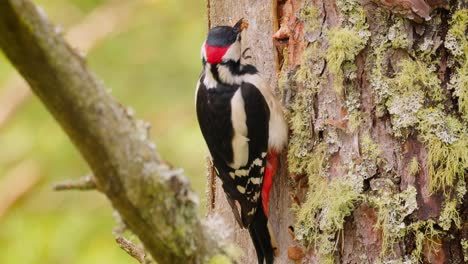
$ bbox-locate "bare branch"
[115,236,147,264]
[112,210,127,236]
[53,175,97,191]
[0,0,227,262]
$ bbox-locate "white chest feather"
[229,89,249,168]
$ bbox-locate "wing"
[235,82,270,226]
[196,79,269,227]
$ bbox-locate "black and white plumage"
[195,19,288,264]
[197,77,269,224]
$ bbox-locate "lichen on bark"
[325,0,370,94]
[445,9,468,121]
[280,0,468,262]
[368,186,418,258]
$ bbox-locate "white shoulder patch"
[243,73,288,152]
[222,41,241,62]
[229,89,249,169]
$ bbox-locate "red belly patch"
[262,150,278,216]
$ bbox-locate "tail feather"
[248,225,265,264]
[248,201,278,264]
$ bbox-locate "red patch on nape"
[205,44,229,64]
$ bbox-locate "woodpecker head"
[202,18,248,65]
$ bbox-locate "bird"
[195,18,288,264]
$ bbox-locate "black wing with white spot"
[196,79,269,227]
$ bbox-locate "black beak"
[233,18,249,33]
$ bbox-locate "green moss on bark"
[324,0,370,94]
[462,238,468,262]
[426,135,468,193]
[287,2,466,262]
[325,28,367,93]
[369,187,418,257]
[289,1,370,262]
[385,59,443,138]
[355,134,382,179]
[438,199,461,231]
[298,4,321,39]
[286,44,323,176]
[388,17,412,49]
[295,146,362,261]
[445,9,468,121]
[408,157,420,177]
[407,220,443,261]
[287,87,316,175]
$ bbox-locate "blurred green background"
[0,0,207,263]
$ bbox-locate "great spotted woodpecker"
[196,19,288,263]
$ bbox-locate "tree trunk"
[208,0,467,263]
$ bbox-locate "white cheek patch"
[216,41,242,85]
[222,40,241,62]
[229,89,249,169]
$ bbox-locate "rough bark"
[209,0,467,263]
[0,0,228,263]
